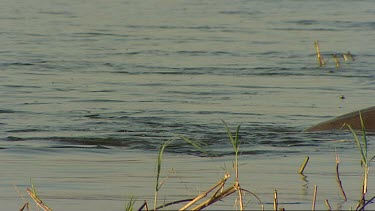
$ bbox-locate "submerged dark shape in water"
[305,106,375,132]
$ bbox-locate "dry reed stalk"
[299,156,309,174]
[314,40,326,67]
[273,189,278,211]
[240,188,264,210]
[26,188,52,211]
[335,153,347,201]
[190,184,238,211]
[179,173,230,211]
[357,195,375,210]
[324,199,331,210]
[19,202,29,211]
[312,185,317,211]
[155,198,194,210]
[342,51,354,61]
[236,181,244,210]
[14,185,30,210]
[138,200,149,211]
[331,54,340,69]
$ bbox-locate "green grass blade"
[30,179,37,197]
[222,120,241,153]
[359,112,368,160]
[346,123,367,165]
[125,196,136,211]
[178,135,214,156]
[156,140,172,192]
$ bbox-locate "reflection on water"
[300,174,309,196]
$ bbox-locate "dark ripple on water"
[3,121,358,157]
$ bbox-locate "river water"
[1,0,374,210]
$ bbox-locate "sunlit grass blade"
[154,139,172,210]
[125,196,136,211]
[178,135,215,157]
[222,120,241,153]
[346,123,366,165]
[359,112,367,160]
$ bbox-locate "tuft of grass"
[345,112,374,209]
[145,121,263,211]
[153,136,209,210]
[125,196,137,211]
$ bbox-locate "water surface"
[1,0,374,210]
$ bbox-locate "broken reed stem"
[314,40,325,67]
[335,153,347,201]
[312,185,317,211]
[299,156,309,174]
[190,184,238,211]
[26,188,52,211]
[155,198,194,210]
[324,199,331,211]
[240,188,264,209]
[356,195,375,211]
[19,202,29,211]
[331,54,340,69]
[237,183,244,211]
[179,173,230,211]
[138,201,148,211]
[273,189,278,211]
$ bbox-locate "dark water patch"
[85,89,116,93]
[126,24,228,31]
[271,27,339,32]
[71,32,128,38]
[219,10,263,16]
[293,20,319,25]
[38,10,75,16]
[69,99,125,103]
[3,84,41,89]
[176,50,239,57]
[52,137,130,147]
[49,145,110,150]
[0,109,15,114]
[6,128,45,133]
[5,136,26,141]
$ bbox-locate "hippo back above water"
[305,106,375,133]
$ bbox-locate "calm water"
[1,0,375,210]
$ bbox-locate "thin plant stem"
[19,203,29,211]
[335,153,347,201]
[324,199,331,210]
[314,40,326,67]
[273,189,278,211]
[154,198,194,210]
[345,112,370,210]
[312,185,317,211]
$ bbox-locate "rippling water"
[2,0,374,156]
[1,0,375,209]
